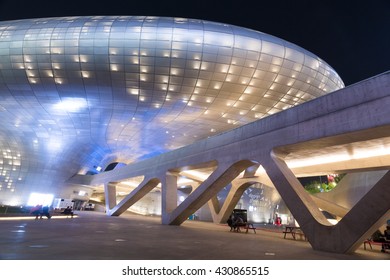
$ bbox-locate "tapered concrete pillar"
[109,177,160,216]
[161,172,178,224]
[104,182,117,215]
[265,150,390,253]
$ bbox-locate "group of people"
[62,206,74,218]
[30,205,75,219]
[227,213,245,232]
[29,204,51,220]
[372,225,390,252]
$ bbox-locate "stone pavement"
[0,211,388,260]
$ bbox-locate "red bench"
[363,239,389,252]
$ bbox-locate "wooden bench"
[227,209,256,234]
[283,226,306,240]
[234,222,256,234]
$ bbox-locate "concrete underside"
[67,71,390,254]
[0,211,389,260]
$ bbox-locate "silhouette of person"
[30,205,42,220]
[40,205,51,219]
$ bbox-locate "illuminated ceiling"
[0,16,344,204]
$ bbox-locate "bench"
[283,226,306,240]
[61,209,75,218]
[227,209,256,234]
[233,222,257,234]
[363,239,390,252]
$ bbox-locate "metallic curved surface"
[0,16,344,204]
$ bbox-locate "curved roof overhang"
[0,16,344,204]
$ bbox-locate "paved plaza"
[0,211,388,260]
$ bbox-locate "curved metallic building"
[0,16,344,206]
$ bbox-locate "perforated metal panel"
[0,16,344,204]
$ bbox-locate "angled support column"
[311,196,349,218]
[336,171,390,252]
[268,151,329,227]
[107,177,160,216]
[265,150,390,253]
[208,167,275,224]
[208,180,254,224]
[165,160,256,225]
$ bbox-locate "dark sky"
[0,0,389,86]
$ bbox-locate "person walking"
[30,205,42,220]
[40,205,51,219]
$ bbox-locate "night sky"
[0,0,389,86]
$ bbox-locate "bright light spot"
[128,88,139,95]
[47,137,62,152]
[27,193,54,206]
[7,200,20,206]
[327,219,338,225]
[287,145,390,169]
[53,98,87,113]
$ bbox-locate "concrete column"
[104,182,117,215]
[161,172,178,224]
